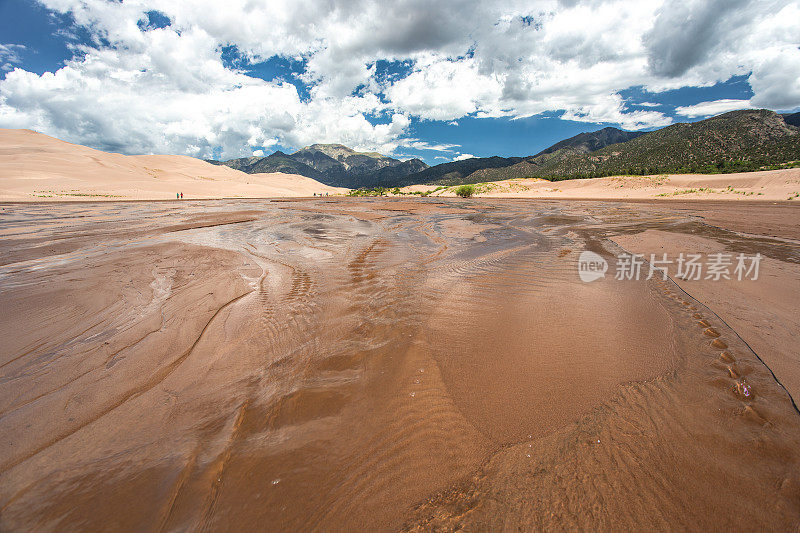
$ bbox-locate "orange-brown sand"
[612,228,800,404]
[1,199,799,530]
[0,129,345,200]
[416,168,800,201]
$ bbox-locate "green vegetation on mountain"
[400,127,646,186]
[531,127,644,157]
[392,156,526,186]
[527,109,800,180]
[416,110,800,185]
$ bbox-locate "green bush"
[347,187,388,197]
[455,185,475,198]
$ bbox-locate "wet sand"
[612,229,800,406]
[1,198,799,530]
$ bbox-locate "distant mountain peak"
[213,142,427,188]
[783,111,800,128]
[306,143,352,151]
[532,127,644,158]
[295,143,389,162]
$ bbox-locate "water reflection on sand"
[1,198,799,531]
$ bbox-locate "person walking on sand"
[180,192,183,199]
[177,192,179,199]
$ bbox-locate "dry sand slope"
[0,198,799,530]
[421,168,800,201]
[0,129,344,200]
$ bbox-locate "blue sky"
[0,2,72,75]
[0,0,797,164]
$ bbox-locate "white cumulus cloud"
[675,99,753,118]
[0,0,798,159]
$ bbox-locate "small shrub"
[455,185,475,198]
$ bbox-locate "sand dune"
[0,129,345,200]
[419,168,800,201]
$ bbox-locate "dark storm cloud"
[643,0,750,78]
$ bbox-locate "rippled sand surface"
[1,199,799,530]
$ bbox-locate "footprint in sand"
[743,405,766,423]
[669,275,762,423]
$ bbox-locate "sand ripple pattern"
[0,198,798,531]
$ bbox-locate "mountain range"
[211,110,800,188]
[783,111,800,128]
[444,109,800,185]
[207,144,427,188]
